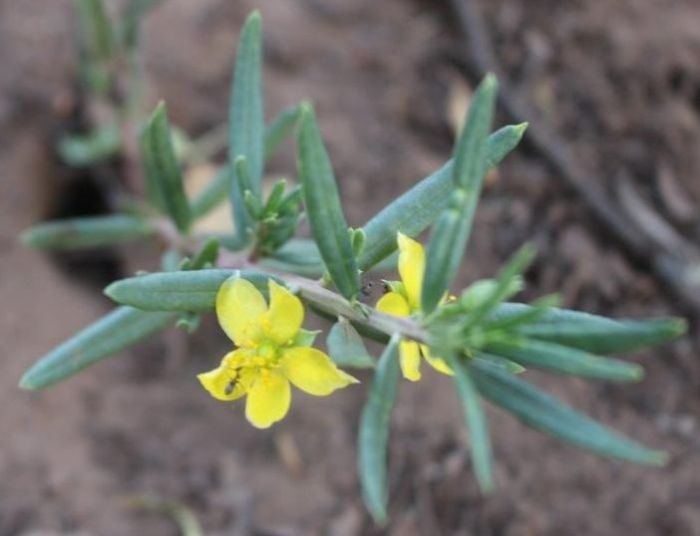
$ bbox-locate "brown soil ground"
[2,0,700,534]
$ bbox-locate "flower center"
[256,341,279,363]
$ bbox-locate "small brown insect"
[224,369,242,396]
[361,280,376,297]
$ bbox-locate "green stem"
[215,249,427,344]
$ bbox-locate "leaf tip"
[668,317,688,338]
[103,281,121,303]
[18,370,37,391]
[19,227,38,248]
[153,100,167,116]
[647,449,670,467]
[629,364,645,382]
[245,9,262,26]
[482,72,498,87]
[299,101,314,121]
[515,122,529,136]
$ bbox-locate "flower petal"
[399,340,422,382]
[421,344,454,376]
[376,291,410,317]
[245,371,291,429]
[281,346,359,396]
[261,280,304,346]
[397,232,425,309]
[216,276,267,347]
[197,350,250,401]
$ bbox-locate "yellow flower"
[198,276,359,429]
[376,232,453,382]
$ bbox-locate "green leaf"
[358,122,526,272]
[75,0,114,61]
[452,74,498,188]
[229,10,264,242]
[105,269,272,312]
[183,238,220,270]
[176,312,201,334]
[459,245,534,329]
[470,359,667,465]
[58,125,121,167]
[422,75,498,313]
[19,307,174,390]
[140,102,193,232]
[21,215,154,250]
[264,179,287,215]
[490,303,686,354]
[190,108,304,222]
[475,352,526,374]
[264,104,301,160]
[484,338,643,382]
[420,206,462,313]
[358,335,400,524]
[293,328,320,347]
[446,354,494,492]
[297,104,359,300]
[327,317,376,369]
[121,0,163,51]
[484,294,559,332]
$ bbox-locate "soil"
[2,0,700,535]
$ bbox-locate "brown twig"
[447,0,700,318]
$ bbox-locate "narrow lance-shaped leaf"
[460,245,535,330]
[446,354,494,492]
[297,104,359,300]
[484,338,644,382]
[470,359,667,465]
[327,316,376,369]
[122,0,163,51]
[421,206,461,311]
[58,125,121,167]
[75,0,114,61]
[452,74,498,189]
[105,269,272,312]
[229,10,264,242]
[422,75,498,313]
[358,335,401,524]
[484,294,559,332]
[140,102,193,232]
[358,121,524,272]
[489,303,686,354]
[19,307,174,391]
[21,215,154,250]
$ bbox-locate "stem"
[216,248,428,344]
[154,216,428,344]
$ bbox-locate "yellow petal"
[397,232,425,309]
[400,340,422,382]
[245,371,291,429]
[281,346,359,396]
[376,291,410,317]
[420,344,454,376]
[216,276,267,347]
[261,280,304,346]
[197,350,250,401]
